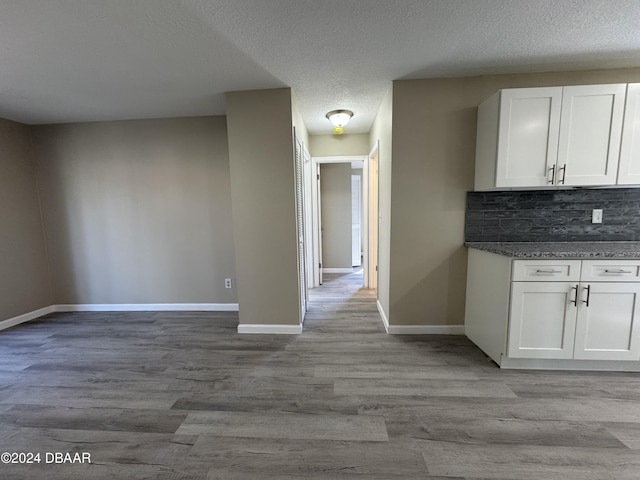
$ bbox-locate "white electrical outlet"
[592,209,603,224]
[224,278,232,289]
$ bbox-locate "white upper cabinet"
[557,84,626,186]
[474,83,627,190]
[495,87,562,188]
[475,87,561,190]
[618,83,640,185]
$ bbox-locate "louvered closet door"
[294,131,307,322]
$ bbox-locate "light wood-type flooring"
[0,271,640,479]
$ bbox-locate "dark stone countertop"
[465,242,640,259]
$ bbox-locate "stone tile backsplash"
[465,188,640,242]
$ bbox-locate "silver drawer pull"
[604,269,633,274]
[535,269,562,274]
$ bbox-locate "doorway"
[307,153,378,294]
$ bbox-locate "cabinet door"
[495,87,562,187]
[557,84,626,186]
[574,283,640,361]
[618,83,640,185]
[508,282,577,359]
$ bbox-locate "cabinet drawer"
[512,260,582,282]
[580,260,640,282]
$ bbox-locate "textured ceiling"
[1,0,640,133]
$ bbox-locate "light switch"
[592,209,603,224]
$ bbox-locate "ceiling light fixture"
[326,109,354,135]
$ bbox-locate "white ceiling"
[1,0,640,134]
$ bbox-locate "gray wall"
[369,86,393,319]
[320,163,352,269]
[226,88,300,326]
[292,93,310,149]
[310,134,370,157]
[31,116,237,305]
[0,119,52,321]
[390,67,640,326]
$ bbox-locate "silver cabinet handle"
[604,269,632,274]
[582,285,591,307]
[559,164,567,184]
[535,269,562,274]
[548,165,556,184]
[570,284,578,306]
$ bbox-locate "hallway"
[305,270,381,334]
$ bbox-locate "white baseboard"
[0,305,56,332]
[322,268,354,273]
[237,324,302,334]
[374,299,463,334]
[2,303,462,336]
[386,324,465,335]
[54,303,239,312]
[377,299,390,333]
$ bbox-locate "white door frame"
[368,143,379,291]
[310,155,369,288]
[303,145,314,290]
[351,174,362,267]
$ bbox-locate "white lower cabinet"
[509,260,640,362]
[508,282,577,359]
[508,280,640,361]
[465,249,640,370]
[573,282,640,360]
